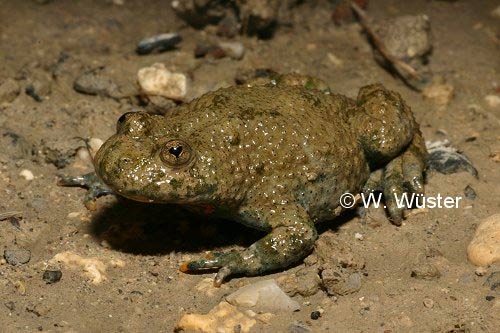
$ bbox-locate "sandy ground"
[0,0,499,332]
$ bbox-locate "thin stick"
[350,2,421,80]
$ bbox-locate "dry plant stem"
[350,2,421,81]
[0,211,23,221]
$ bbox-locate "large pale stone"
[467,214,500,267]
[137,63,187,101]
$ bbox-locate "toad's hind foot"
[180,207,317,286]
[364,130,427,225]
[58,172,113,208]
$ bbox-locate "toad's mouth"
[112,189,155,203]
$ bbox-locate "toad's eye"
[160,139,193,168]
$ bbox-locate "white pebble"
[218,41,245,60]
[226,279,300,312]
[354,232,364,241]
[485,95,500,108]
[19,169,34,181]
[88,138,104,155]
[76,147,92,164]
[137,63,187,101]
[327,53,344,67]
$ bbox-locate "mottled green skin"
[93,74,427,285]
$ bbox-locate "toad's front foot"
[58,172,113,208]
[180,207,317,286]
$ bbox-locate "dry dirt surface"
[1,0,499,332]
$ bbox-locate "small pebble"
[226,279,300,312]
[423,298,434,308]
[354,232,364,241]
[87,138,104,158]
[4,249,31,265]
[194,42,217,58]
[491,5,500,19]
[484,271,500,291]
[288,322,312,333]
[76,147,92,165]
[464,185,476,200]
[485,295,495,301]
[310,310,321,320]
[327,53,344,67]
[19,169,34,181]
[426,140,478,177]
[0,78,20,104]
[217,14,240,38]
[136,33,182,55]
[485,95,500,108]
[43,270,62,284]
[475,267,488,276]
[25,73,52,102]
[4,301,15,311]
[411,262,441,280]
[73,72,119,97]
[422,82,454,110]
[217,41,245,60]
[25,84,43,102]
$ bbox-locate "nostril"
[118,157,132,167]
[116,112,136,131]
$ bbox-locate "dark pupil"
[168,145,183,158]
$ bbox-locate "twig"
[0,211,22,221]
[350,2,421,80]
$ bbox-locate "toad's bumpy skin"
[90,74,427,285]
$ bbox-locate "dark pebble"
[73,72,119,97]
[24,73,51,102]
[217,14,240,38]
[310,311,321,320]
[484,271,500,291]
[43,270,62,284]
[25,84,43,102]
[136,33,182,55]
[485,295,495,301]
[194,42,217,58]
[288,322,311,333]
[9,216,21,230]
[427,143,478,177]
[464,185,476,200]
[4,301,15,311]
[4,249,31,265]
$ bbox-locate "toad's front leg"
[58,172,113,208]
[180,205,317,286]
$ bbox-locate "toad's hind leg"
[351,83,416,169]
[180,205,317,286]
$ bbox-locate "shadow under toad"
[89,198,264,255]
[89,197,355,256]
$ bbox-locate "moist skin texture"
[92,73,427,286]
